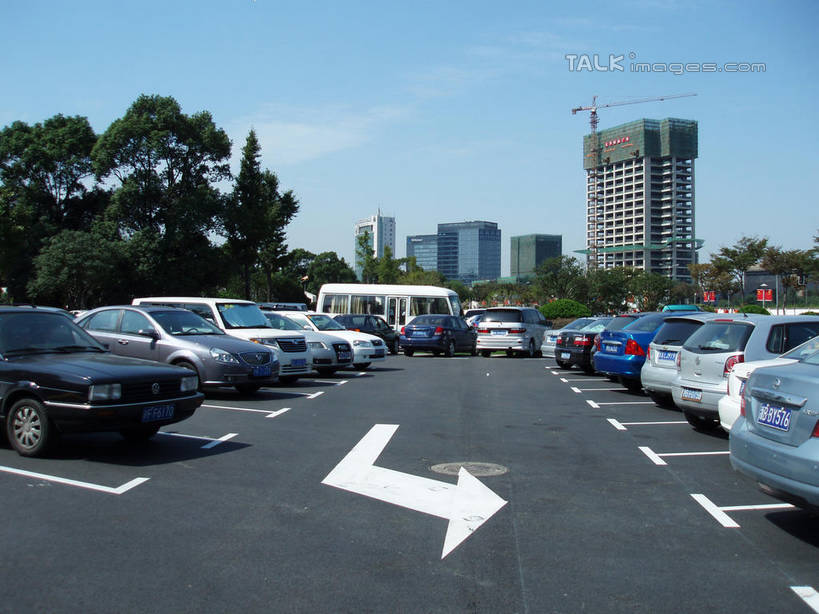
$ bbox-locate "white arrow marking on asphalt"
[322,424,508,559]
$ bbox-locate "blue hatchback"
[400,314,477,357]
[593,311,697,392]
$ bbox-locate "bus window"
[410,297,451,316]
[351,295,385,315]
[321,294,349,314]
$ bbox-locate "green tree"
[539,298,591,319]
[92,94,231,295]
[375,245,402,283]
[628,270,673,311]
[712,235,768,303]
[532,256,586,302]
[306,251,357,295]
[356,231,378,283]
[586,267,634,314]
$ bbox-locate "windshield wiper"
[3,347,51,356]
[52,345,106,353]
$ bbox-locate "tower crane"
[571,93,696,269]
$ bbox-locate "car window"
[307,314,347,331]
[683,321,753,352]
[120,311,155,336]
[782,335,819,360]
[349,315,367,328]
[605,315,638,331]
[0,312,104,354]
[183,303,217,324]
[263,312,304,331]
[152,310,224,335]
[217,303,270,328]
[84,309,121,332]
[766,325,785,354]
[482,309,523,323]
[653,319,704,346]
[580,319,611,334]
[411,315,447,326]
[784,322,819,352]
[625,314,666,333]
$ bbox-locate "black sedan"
[333,313,400,355]
[0,307,204,457]
[399,315,477,357]
[554,317,612,373]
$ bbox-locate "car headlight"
[249,337,277,346]
[210,347,239,364]
[180,375,199,392]
[89,383,121,401]
[308,341,328,350]
[353,340,372,347]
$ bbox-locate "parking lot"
[1,354,818,613]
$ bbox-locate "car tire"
[279,375,300,384]
[404,349,414,357]
[353,363,371,370]
[120,425,161,442]
[581,364,595,375]
[523,339,535,358]
[620,377,643,393]
[470,343,478,356]
[6,397,54,457]
[444,339,455,357]
[648,391,675,409]
[684,411,721,431]
[390,339,399,355]
[316,368,337,376]
[235,384,262,394]
[480,350,491,358]
[506,350,515,357]
[556,360,571,369]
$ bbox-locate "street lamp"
[759,283,769,311]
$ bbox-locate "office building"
[354,210,395,279]
[580,118,701,281]
[406,234,438,271]
[511,234,562,280]
[437,221,501,284]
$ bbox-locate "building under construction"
[579,118,701,281]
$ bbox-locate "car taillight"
[593,335,601,352]
[400,327,405,335]
[573,335,591,347]
[740,393,746,417]
[434,327,444,335]
[478,328,489,334]
[510,328,526,334]
[723,354,744,376]
[812,420,819,438]
[646,346,651,360]
[625,339,645,356]
[675,351,681,369]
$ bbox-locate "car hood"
[326,330,381,343]
[163,334,272,354]
[5,352,187,384]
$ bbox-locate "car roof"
[83,305,189,314]
[132,296,255,305]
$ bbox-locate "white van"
[132,297,312,383]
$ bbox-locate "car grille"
[371,339,384,347]
[239,351,272,365]
[277,338,307,353]
[333,343,351,353]
[121,379,182,403]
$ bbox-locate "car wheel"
[620,377,643,393]
[648,391,675,408]
[6,397,54,457]
[523,339,535,358]
[581,364,596,375]
[684,411,720,431]
[470,343,478,356]
[506,350,515,357]
[556,360,571,369]
[120,425,161,442]
[353,363,371,370]
[480,350,491,358]
[390,338,399,355]
[404,349,414,357]
[279,375,300,384]
[444,339,455,357]
[235,384,261,394]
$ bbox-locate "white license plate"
[560,352,571,360]
[142,404,174,422]
[491,330,507,336]
[291,358,307,367]
[681,387,702,402]
[758,402,791,431]
[657,350,677,363]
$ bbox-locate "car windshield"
[263,312,303,331]
[580,318,612,333]
[783,335,819,361]
[683,321,753,352]
[563,318,594,330]
[410,315,447,326]
[216,303,271,329]
[0,312,106,355]
[152,310,224,336]
[606,315,639,331]
[625,314,667,333]
[652,319,704,346]
[482,310,523,323]
[307,314,347,331]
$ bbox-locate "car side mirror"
[139,329,160,340]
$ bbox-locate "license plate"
[604,344,618,353]
[252,365,272,377]
[657,350,677,363]
[492,330,507,336]
[561,352,571,360]
[548,336,557,343]
[142,404,174,422]
[681,387,702,402]
[374,349,385,357]
[758,402,791,431]
[291,358,306,367]
[337,351,351,361]
[412,330,428,337]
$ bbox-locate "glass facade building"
[511,234,562,280]
[406,234,438,271]
[436,221,501,284]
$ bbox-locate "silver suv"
[673,314,819,430]
[476,307,549,358]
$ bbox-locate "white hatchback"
[282,312,387,370]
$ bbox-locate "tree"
[762,247,815,313]
[92,94,232,294]
[356,231,378,283]
[712,236,768,302]
[375,245,402,283]
[539,299,591,319]
[628,270,673,311]
[586,267,634,314]
[305,251,357,295]
[532,256,586,303]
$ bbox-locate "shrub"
[737,304,770,315]
[539,299,591,319]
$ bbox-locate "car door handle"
[117,339,129,345]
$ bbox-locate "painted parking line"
[571,386,624,394]
[639,446,729,466]
[607,418,687,431]
[792,586,819,613]
[158,431,238,449]
[560,377,602,383]
[0,465,149,495]
[312,380,349,385]
[691,493,794,528]
[587,400,655,408]
[202,404,291,419]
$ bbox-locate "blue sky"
[3,0,817,276]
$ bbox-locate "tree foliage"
[539,299,591,319]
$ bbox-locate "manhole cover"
[429,462,508,477]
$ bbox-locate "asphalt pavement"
[0,354,817,613]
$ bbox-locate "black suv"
[332,314,400,355]
[0,307,203,456]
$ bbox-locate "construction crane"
[572,93,696,269]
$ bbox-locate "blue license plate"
[252,365,272,377]
[681,387,702,402]
[374,349,385,357]
[142,404,174,423]
[338,351,351,361]
[491,330,506,336]
[560,352,571,360]
[291,359,306,367]
[658,350,676,362]
[757,402,791,431]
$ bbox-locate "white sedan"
[283,312,387,370]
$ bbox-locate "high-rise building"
[436,221,501,284]
[354,210,395,279]
[581,118,701,281]
[511,234,562,280]
[406,234,438,271]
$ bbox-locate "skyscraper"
[436,221,501,284]
[406,234,438,271]
[581,118,700,281]
[511,234,562,280]
[354,210,395,279]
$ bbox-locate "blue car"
[593,311,697,392]
[400,314,477,357]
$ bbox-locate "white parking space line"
[0,465,149,495]
[594,401,655,406]
[159,431,238,449]
[571,387,623,393]
[312,380,348,385]
[792,586,819,613]
[307,391,325,399]
[691,493,794,528]
[550,370,560,375]
[354,372,368,377]
[202,404,292,419]
[639,446,728,465]
[607,419,687,431]
[588,400,601,409]
[265,407,291,419]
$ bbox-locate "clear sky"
[3,0,816,276]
